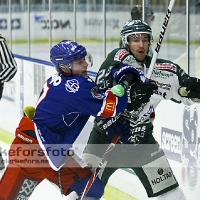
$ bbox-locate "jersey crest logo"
[65,79,79,93]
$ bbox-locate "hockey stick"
[146,0,176,79]
[80,135,120,200]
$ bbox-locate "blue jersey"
[33,73,127,170]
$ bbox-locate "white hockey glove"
[178,77,200,99]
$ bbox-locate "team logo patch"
[104,101,115,112]
[65,79,79,93]
[100,90,116,117]
[155,63,176,71]
[142,155,177,194]
[152,69,174,79]
[151,171,173,186]
[155,81,171,90]
[157,168,164,175]
[114,49,129,61]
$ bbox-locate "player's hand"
[127,81,158,111]
[95,115,130,144]
[178,77,200,99]
[111,63,141,86]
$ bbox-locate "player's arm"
[94,62,153,116]
[176,66,200,102]
[178,77,200,102]
[84,82,128,118]
[111,63,158,111]
[95,49,133,90]
[0,35,17,83]
[63,61,134,118]
[94,64,158,143]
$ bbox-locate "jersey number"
[36,81,49,107]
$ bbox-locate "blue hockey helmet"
[50,40,87,73]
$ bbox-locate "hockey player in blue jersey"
[0,40,156,200]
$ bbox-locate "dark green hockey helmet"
[120,20,152,46]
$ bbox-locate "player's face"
[71,57,89,77]
[128,33,150,62]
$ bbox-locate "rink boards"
[0,56,200,200]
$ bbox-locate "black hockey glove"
[178,77,200,99]
[95,115,130,144]
[127,81,158,111]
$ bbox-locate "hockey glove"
[111,63,141,86]
[96,115,130,144]
[127,81,158,111]
[24,106,36,119]
[178,77,200,99]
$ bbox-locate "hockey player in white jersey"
[83,20,200,200]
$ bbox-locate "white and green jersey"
[95,47,196,145]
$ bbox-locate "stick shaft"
[80,135,120,199]
[146,0,176,79]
